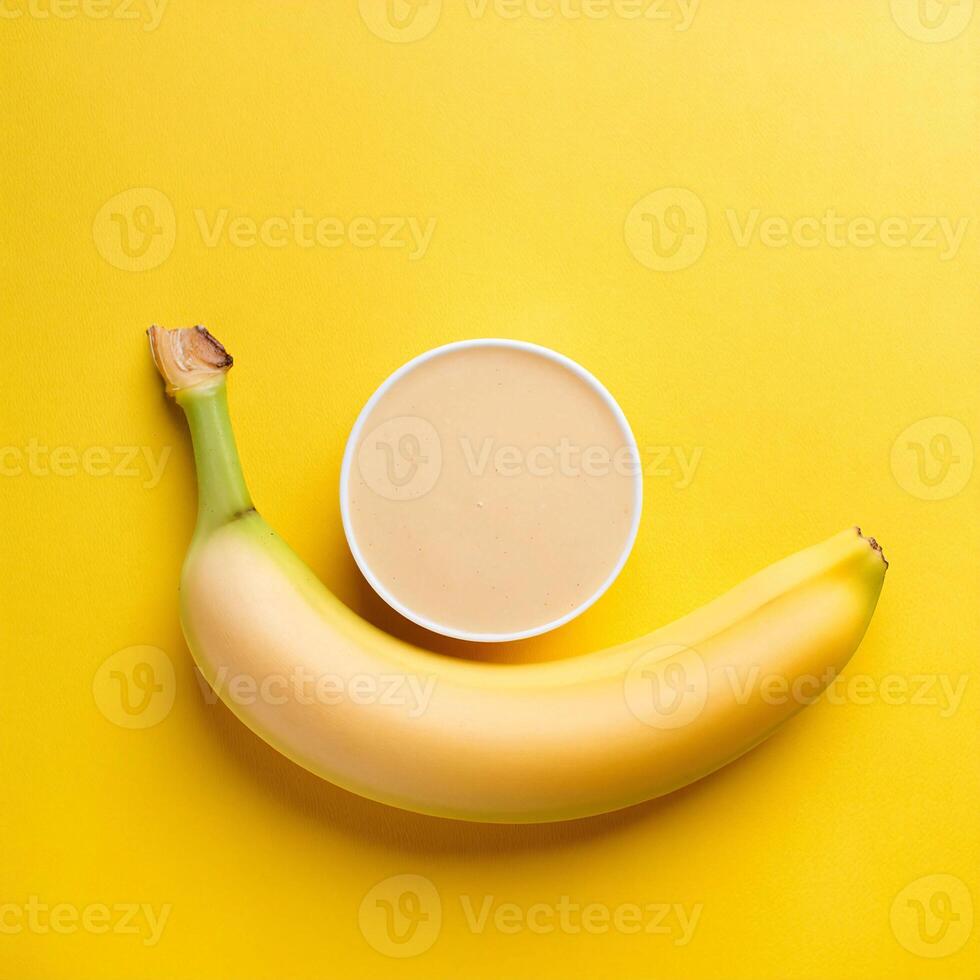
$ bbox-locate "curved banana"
[148,325,887,823]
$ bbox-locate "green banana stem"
[179,381,253,535]
[147,324,252,535]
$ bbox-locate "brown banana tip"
[147,324,233,395]
[855,526,888,569]
[191,325,233,367]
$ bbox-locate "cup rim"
[339,338,644,642]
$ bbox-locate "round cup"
[340,339,643,642]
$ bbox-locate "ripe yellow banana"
[148,325,887,823]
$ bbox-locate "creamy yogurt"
[341,340,642,641]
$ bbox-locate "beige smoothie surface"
[345,343,639,638]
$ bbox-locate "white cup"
[340,339,643,642]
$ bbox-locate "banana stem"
[179,381,253,535]
[147,325,253,535]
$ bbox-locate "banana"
[148,325,887,823]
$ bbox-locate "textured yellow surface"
[1,2,978,978]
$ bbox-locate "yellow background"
[2,1,978,977]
